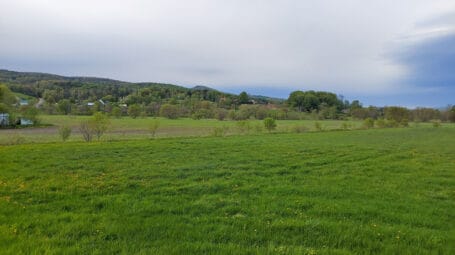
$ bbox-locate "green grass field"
[1,126,454,254]
[0,115,366,144]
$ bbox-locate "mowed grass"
[0,127,454,254]
[0,115,364,144]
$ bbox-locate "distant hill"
[0,69,285,107]
[0,69,175,89]
[191,85,218,91]
[0,69,282,103]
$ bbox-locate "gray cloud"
[1,0,455,104]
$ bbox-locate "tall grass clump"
[148,120,160,138]
[236,121,251,134]
[254,123,264,133]
[5,134,26,145]
[340,121,351,130]
[292,124,308,133]
[212,125,229,137]
[314,122,323,131]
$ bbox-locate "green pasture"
[1,127,454,254]
[0,115,367,144]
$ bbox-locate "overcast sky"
[1,0,454,107]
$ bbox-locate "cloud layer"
[1,0,454,106]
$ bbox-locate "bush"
[160,104,179,119]
[91,112,110,140]
[227,110,237,120]
[255,108,268,120]
[375,119,387,128]
[215,108,228,121]
[128,104,141,119]
[363,118,375,129]
[384,106,410,123]
[314,122,323,131]
[111,106,122,118]
[57,99,72,115]
[58,125,72,142]
[264,118,277,132]
[386,119,399,128]
[431,119,441,128]
[400,119,409,127]
[192,109,213,120]
[78,113,110,142]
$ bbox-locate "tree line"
[1,68,454,127]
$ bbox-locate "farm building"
[20,118,33,126]
[0,113,9,126]
[19,99,29,106]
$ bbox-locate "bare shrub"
[79,121,93,142]
[215,108,228,121]
[58,125,72,142]
[92,112,110,140]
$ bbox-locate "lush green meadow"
[1,126,454,254]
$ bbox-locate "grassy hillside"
[1,127,454,254]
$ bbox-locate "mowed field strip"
[1,126,454,254]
